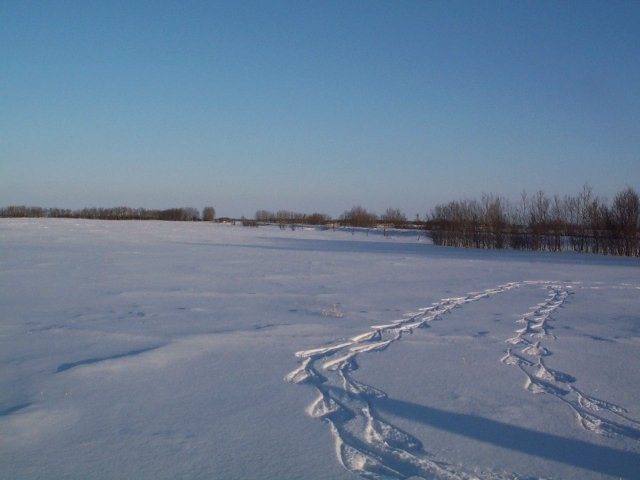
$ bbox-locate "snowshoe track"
[287,282,640,479]
[501,284,640,440]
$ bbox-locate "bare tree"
[255,210,274,222]
[306,212,332,225]
[340,206,378,228]
[611,187,639,256]
[381,207,407,227]
[203,207,216,222]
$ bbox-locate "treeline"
[428,186,639,256]
[255,209,332,225]
[0,205,216,222]
[5,187,638,257]
[3,204,414,229]
[255,206,410,228]
[340,206,408,228]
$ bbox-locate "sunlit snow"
[1,219,639,479]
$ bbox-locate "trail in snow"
[286,281,640,480]
[501,284,640,441]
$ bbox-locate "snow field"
[1,219,639,479]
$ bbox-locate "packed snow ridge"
[287,281,640,480]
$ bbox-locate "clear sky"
[2,0,639,218]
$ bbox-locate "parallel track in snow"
[286,281,640,479]
[501,285,640,441]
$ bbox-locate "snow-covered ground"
[1,219,639,479]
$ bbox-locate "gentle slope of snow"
[1,219,639,479]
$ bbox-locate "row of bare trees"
[428,186,639,256]
[254,206,410,229]
[254,210,332,226]
[0,206,216,222]
[338,206,408,228]
[5,187,637,256]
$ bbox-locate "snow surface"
[1,218,639,479]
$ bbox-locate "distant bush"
[202,207,216,222]
[380,207,407,228]
[339,206,378,228]
[241,217,257,227]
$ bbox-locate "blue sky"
[2,1,639,218]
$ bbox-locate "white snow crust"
[1,219,639,479]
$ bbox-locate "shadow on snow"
[179,236,640,268]
[55,346,162,373]
[373,395,640,479]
